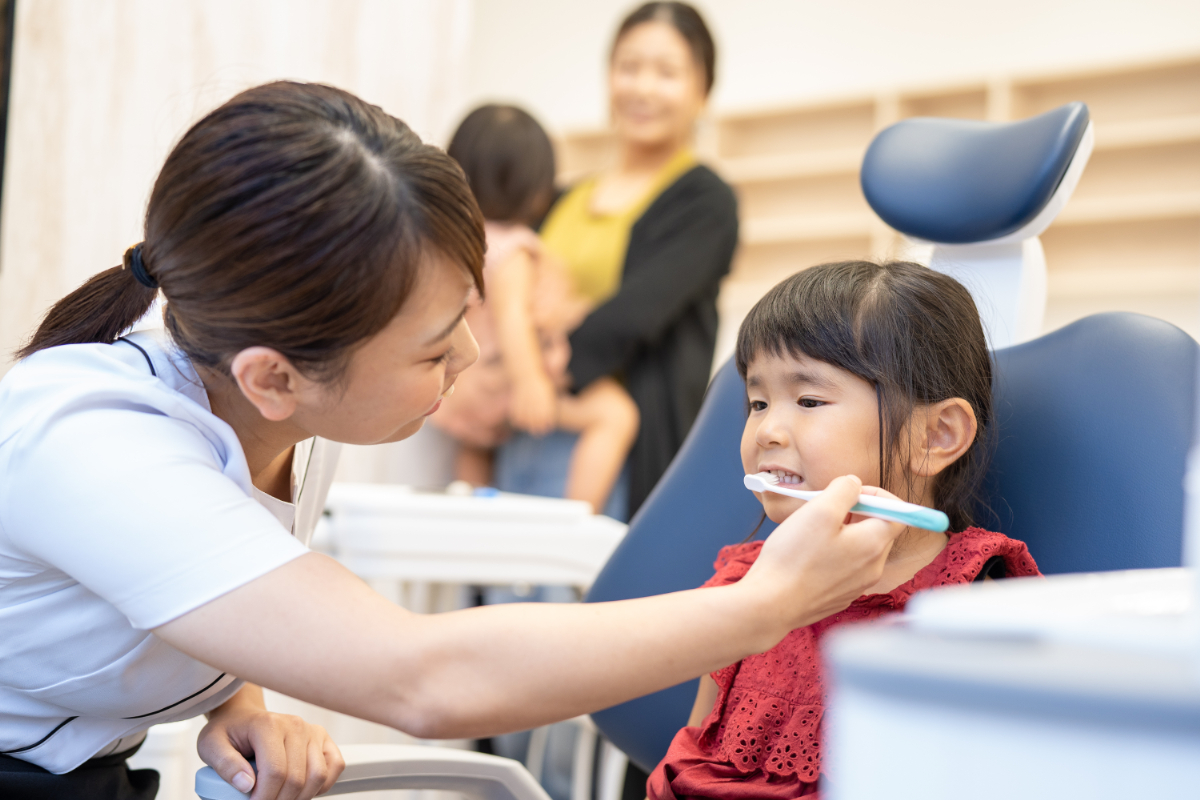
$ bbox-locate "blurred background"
[2,0,1199,486]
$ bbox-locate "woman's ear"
[910,398,978,478]
[229,347,304,422]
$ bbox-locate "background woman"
[496,1,738,519]
[0,81,900,800]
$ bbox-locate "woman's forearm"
[156,477,898,739]
[395,577,784,737]
[156,553,786,739]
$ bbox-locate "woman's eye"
[431,349,452,365]
[798,397,824,409]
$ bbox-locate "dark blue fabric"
[861,102,1089,243]
[585,361,774,772]
[493,430,630,522]
[984,312,1196,574]
[586,313,1197,771]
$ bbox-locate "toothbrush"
[743,472,950,533]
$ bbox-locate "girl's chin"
[763,497,804,524]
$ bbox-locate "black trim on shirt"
[0,717,78,754]
[114,337,157,377]
[121,672,227,719]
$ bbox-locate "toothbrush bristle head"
[755,471,779,484]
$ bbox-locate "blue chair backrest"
[585,360,773,772]
[586,311,1197,771]
[984,312,1196,573]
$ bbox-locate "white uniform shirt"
[0,330,340,773]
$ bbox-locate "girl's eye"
[748,400,767,412]
[798,397,825,409]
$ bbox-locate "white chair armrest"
[195,743,552,800]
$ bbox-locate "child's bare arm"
[489,248,557,435]
[533,250,593,334]
[686,674,719,727]
[558,378,639,513]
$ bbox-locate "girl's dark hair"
[17,81,486,381]
[613,2,716,95]
[447,104,556,227]
[735,261,994,533]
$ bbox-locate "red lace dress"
[647,528,1041,800]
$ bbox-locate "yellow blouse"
[541,148,697,305]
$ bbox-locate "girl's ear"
[910,398,977,477]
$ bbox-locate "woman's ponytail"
[15,245,158,360]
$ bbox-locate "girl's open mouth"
[765,468,802,486]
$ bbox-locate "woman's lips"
[424,384,456,416]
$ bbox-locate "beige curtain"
[0,0,472,374]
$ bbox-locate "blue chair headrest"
[862,102,1089,244]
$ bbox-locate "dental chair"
[862,101,1093,349]
[582,313,1197,775]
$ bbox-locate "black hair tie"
[128,243,158,290]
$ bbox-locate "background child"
[432,104,638,514]
[648,260,1042,800]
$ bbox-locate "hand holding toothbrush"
[738,475,908,631]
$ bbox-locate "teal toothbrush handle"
[850,502,949,533]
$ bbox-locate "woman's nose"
[633,68,659,97]
[451,317,480,375]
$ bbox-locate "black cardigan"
[567,165,739,515]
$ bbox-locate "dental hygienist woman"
[0,82,903,800]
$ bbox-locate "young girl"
[647,260,1042,800]
[431,104,638,514]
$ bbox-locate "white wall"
[460,0,1200,134]
[0,0,472,374]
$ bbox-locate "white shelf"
[718,147,863,184]
[1095,114,1200,151]
[1048,266,1200,300]
[1056,191,1200,225]
[741,213,874,245]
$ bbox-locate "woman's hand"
[740,475,904,633]
[198,684,344,800]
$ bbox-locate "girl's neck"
[866,525,949,595]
